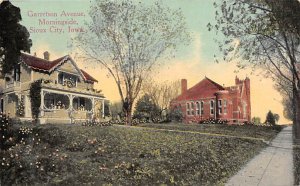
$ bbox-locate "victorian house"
[0,51,106,124]
[170,77,251,124]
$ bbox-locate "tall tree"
[0,0,32,75]
[74,0,189,125]
[265,110,276,125]
[209,0,300,139]
[133,94,160,122]
[142,80,181,115]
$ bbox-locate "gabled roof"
[173,77,225,101]
[20,53,98,83]
[80,69,98,82]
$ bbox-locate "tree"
[0,0,32,75]
[110,101,124,121]
[283,97,294,121]
[252,117,261,125]
[274,113,280,123]
[265,110,276,125]
[74,0,189,125]
[142,79,181,119]
[168,106,183,122]
[209,0,300,139]
[133,94,160,122]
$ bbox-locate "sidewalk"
[226,126,294,186]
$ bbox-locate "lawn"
[0,123,281,185]
[138,123,282,141]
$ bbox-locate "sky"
[4,0,290,123]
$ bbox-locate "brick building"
[170,76,251,124]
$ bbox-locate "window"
[200,101,204,115]
[224,100,227,114]
[210,100,214,115]
[186,103,190,115]
[191,102,195,115]
[196,102,200,115]
[58,72,79,87]
[14,65,21,82]
[218,100,222,114]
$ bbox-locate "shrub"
[243,121,254,125]
[168,108,183,122]
[0,113,12,150]
[251,117,261,125]
[133,94,160,122]
[199,118,228,124]
[82,120,113,127]
[29,80,42,122]
[265,110,276,125]
[16,96,25,117]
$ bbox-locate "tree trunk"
[295,94,300,141]
[125,106,133,126]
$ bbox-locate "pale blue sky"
[10,0,218,64]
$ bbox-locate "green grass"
[0,123,281,185]
[138,123,282,141]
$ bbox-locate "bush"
[0,113,12,150]
[265,110,276,125]
[243,121,254,125]
[133,94,160,122]
[199,118,228,124]
[29,80,42,122]
[168,108,183,122]
[82,120,113,127]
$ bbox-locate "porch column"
[92,98,95,119]
[92,98,95,113]
[68,94,74,124]
[68,94,73,110]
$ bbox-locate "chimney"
[235,76,240,85]
[43,51,50,60]
[181,79,187,94]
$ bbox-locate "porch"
[39,89,106,124]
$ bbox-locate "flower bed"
[0,124,269,185]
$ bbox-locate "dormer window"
[58,72,79,88]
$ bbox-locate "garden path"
[226,126,294,186]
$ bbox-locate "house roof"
[20,53,98,82]
[173,77,225,101]
[80,69,98,82]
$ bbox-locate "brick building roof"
[173,77,225,101]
